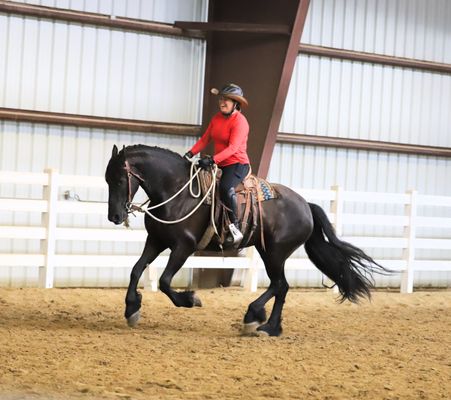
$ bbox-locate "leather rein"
[122,157,219,228]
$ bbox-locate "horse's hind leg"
[257,270,288,337]
[125,237,165,326]
[243,245,289,337]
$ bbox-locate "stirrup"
[228,223,243,245]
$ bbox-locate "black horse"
[105,144,389,336]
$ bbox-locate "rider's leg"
[219,164,250,245]
[227,187,239,225]
[225,186,243,245]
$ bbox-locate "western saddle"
[197,168,277,250]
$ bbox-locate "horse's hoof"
[257,323,282,337]
[126,310,141,327]
[192,293,202,307]
[241,321,260,336]
[256,329,270,337]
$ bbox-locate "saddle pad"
[257,178,277,202]
[198,170,277,205]
[241,175,277,202]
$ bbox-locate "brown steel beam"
[299,44,451,74]
[202,0,311,180]
[174,21,291,35]
[2,108,450,158]
[258,0,310,177]
[0,0,204,39]
[0,108,201,136]
[3,1,449,75]
[278,133,451,158]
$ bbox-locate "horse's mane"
[121,144,184,162]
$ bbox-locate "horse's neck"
[132,153,189,203]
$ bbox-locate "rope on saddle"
[196,168,221,250]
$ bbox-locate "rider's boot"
[228,222,243,246]
[226,188,243,247]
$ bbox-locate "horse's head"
[105,145,141,225]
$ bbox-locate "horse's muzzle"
[108,212,125,225]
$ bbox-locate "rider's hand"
[183,151,194,160]
[198,156,215,169]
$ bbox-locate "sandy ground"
[0,288,450,400]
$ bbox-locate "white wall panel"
[269,143,451,205]
[15,0,207,23]
[303,0,451,63]
[281,55,451,147]
[281,0,451,290]
[0,121,197,287]
[0,14,205,124]
[266,143,451,287]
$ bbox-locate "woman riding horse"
[184,83,250,247]
[106,143,391,336]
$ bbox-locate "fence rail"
[1,169,450,293]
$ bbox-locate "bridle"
[121,156,219,228]
[124,159,145,206]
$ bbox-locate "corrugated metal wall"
[0,0,207,286]
[302,0,450,62]
[281,56,451,146]
[15,0,207,24]
[0,120,198,287]
[283,0,451,143]
[266,144,451,287]
[0,8,206,123]
[272,0,451,287]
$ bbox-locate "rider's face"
[218,96,235,114]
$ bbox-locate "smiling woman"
[185,83,251,247]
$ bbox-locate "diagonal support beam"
[191,0,310,287]
[197,0,310,179]
[258,0,310,177]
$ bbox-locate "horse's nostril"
[109,214,121,224]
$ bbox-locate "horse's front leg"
[159,245,202,308]
[125,236,166,326]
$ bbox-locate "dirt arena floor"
[0,288,450,400]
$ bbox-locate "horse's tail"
[304,202,392,303]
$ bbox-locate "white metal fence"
[1,169,450,293]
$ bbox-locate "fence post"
[328,185,344,293]
[330,185,344,236]
[401,190,417,294]
[244,247,259,292]
[144,264,158,292]
[39,168,59,288]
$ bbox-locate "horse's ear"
[112,145,118,157]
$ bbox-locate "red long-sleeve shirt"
[190,111,250,167]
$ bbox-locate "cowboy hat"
[211,83,248,108]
